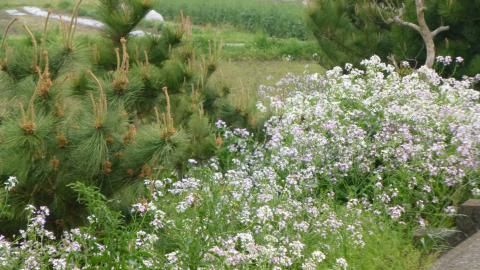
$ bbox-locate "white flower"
[256,205,273,224]
[445,206,457,216]
[444,56,453,65]
[256,101,267,113]
[311,251,326,263]
[215,119,226,129]
[4,176,18,191]
[388,205,405,220]
[50,258,67,270]
[66,241,81,252]
[87,214,98,224]
[166,251,179,264]
[336,258,348,269]
[289,241,305,257]
[176,194,195,213]
[143,259,154,267]
[418,217,426,228]
[436,55,453,65]
[132,203,147,214]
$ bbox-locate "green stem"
[0,192,9,217]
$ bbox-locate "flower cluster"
[4,176,18,192]
[436,55,464,66]
[260,55,480,225]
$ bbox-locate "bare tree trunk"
[385,0,449,68]
[415,0,435,68]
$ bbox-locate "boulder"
[430,231,480,270]
[456,199,480,236]
[413,227,466,249]
[145,10,164,22]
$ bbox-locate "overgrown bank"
[2,57,479,269]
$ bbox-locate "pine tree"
[0,0,259,235]
[307,0,394,67]
[308,0,480,75]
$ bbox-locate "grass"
[0,1,322,61]
[191,24,321,61]
[1,0,312,40]
[210,59,323,95]
[156,0,310,39]
[208,59,324,112]
[0,0,98,35]
[0,0,96,11]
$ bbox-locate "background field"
[156,0,310,39]
[0,0,323,98]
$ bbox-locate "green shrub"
[0,0,261,234]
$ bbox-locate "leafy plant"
[0,0,260,234]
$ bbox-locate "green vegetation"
[1,0,311,40]
[0,0,260,235]
[192,26,320,61]
[0,0,479,269]
[156,0,310,40]
[308,0,480,75]
[0,1,321,61]
[307,0,389,68]
[209,60,324,99]
[0,0,96,12]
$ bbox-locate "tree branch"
[432,25,450,37]
[386,5,421,33]
[389,16,421,32]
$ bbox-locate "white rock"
[75,17,105,28]
[23,6,49,17]
[144,10,164,22]
[22,6,105,29]
[129,30,160,38]
[224,43,246,47]
[129,30,146,37]
[19,6,158,36]
[5,9,27,16]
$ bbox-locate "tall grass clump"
[157,0,310,40]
